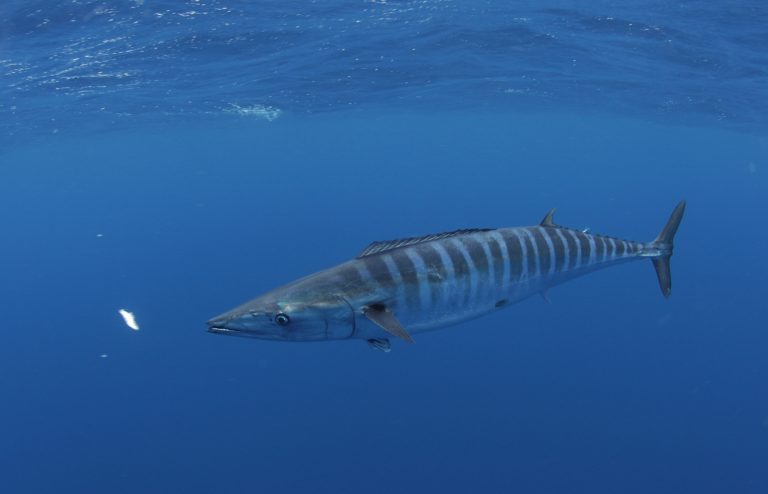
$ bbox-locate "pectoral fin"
[363,305,414,343]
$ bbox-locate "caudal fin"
[649,201,686,297]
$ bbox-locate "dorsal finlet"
[540,208,557,227]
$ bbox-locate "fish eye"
[275,313,290,326]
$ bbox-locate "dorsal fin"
[357,228,493,258]
[540,208,557,227]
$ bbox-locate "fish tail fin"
[645,201,686,297]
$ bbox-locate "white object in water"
[226,103,281,121]
[119,309,140,330]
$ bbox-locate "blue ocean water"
[1,1,767,493]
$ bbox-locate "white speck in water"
[225,103,282,121]
[100,354,109,358]
[119,309,140,330]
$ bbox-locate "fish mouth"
[207,315,232,332]
[207,324,272,339]
[206,316,277,339]
[207,326,241,335]
[207,315,245,336]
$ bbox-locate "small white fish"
[119,309,140,331]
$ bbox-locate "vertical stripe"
[616,239,626,257]
[451,238,478,306]
[532,227,554,275]
[405,248,431,313]
[479,236,496,300]
[504,230,526,282]
[430,243,455,310]
[576,231,592,267]
[488,232,506,293]
[463,237,489,302]
[543,228,558,274]
[567,230,583,269]
[603,237,611,261]
[354,261,377,288]
[338,264,366,296]
[382,254,405,309]
[392,250,419,308]
[586,233,597,265]
[522,229,541,277]
[594,236,605,263]
[607,238,617,259]
[515,228,539,281]
[545,228,565,273]
[444,239,471,307]
[362,255,394,287]
[418,244,446,309]
[554,228,570,272]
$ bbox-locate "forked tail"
[647,201,686,297]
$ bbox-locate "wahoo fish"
[208,202,686,351]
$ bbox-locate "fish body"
[208,202,685,346]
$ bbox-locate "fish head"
[207,291,355,342]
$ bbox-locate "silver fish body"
[207,202,685,346]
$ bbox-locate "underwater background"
[1,1,767,493]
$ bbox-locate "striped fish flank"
[207,202,686,348]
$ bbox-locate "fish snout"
[206,315,229,328]
[207,314,242,334]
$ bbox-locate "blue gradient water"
[2,2,767,493]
